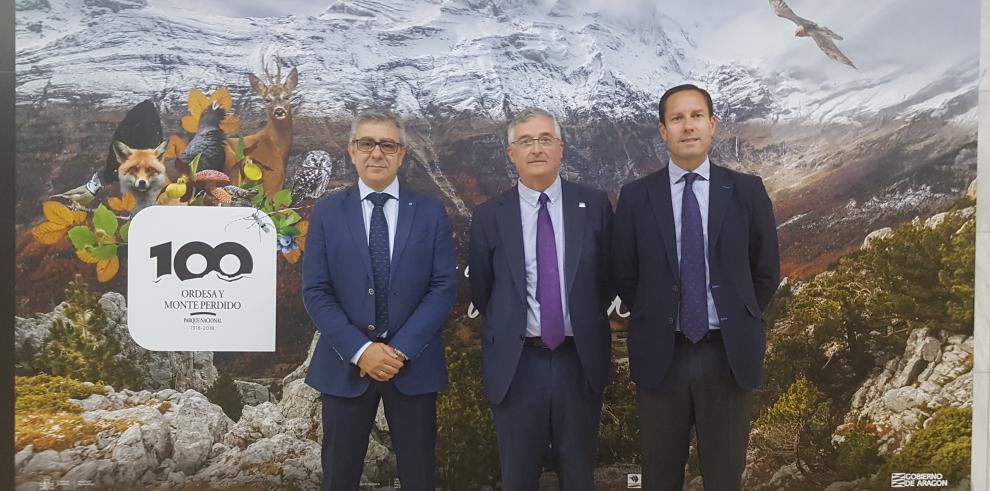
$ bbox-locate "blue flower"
[277,234,298,253]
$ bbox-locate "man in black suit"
[470,108,614,490]
[612,84,780,490]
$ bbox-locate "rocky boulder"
[17,387,325,490]
[99,293,219,392]
[14,292,218,392]
[843,328,973,453]
[16,331,401,490]
[235,380,274,406]
[861,227,893,249]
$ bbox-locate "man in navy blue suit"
[469,108,614,490]
[613,85,780,490]
[302,111,456,491]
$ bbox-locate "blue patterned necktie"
[367,192,392,333]
[679,173,708,343]
[537,192,565,350]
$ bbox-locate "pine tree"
[36,275,140,389]
[751,377,835,485]
[755,205,975,484]
[436,346,498,488]
[205,372,244,421]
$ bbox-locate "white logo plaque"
[127,206,277,351]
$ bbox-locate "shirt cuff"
[350,341,373,365]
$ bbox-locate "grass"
[15,374,134,452]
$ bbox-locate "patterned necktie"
[679,173,708,343]
[537,192,565,350]
[367,192,392,333]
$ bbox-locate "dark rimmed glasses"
[352,139,403,155]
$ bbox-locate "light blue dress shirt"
[518,175,574,338]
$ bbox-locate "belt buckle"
[526,336,573,349]
[524,337,543,349]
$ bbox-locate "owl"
[290,150,335,205]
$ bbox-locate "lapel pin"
[408,202,413,206]
[721,185,732,190]
[578,202,586,208]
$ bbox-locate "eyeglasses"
[511,136,561,149]
[352,139,403,155]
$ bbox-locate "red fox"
[114,141,169,214]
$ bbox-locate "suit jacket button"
[519,335,524,341]
[667,317,674,324]
[368,288,375,295]
[368,324,376,331]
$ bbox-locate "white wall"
[973,1,989,489]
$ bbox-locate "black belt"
[675,330,722,343]
[523,336,575,349]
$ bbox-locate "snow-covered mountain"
[15,0,977,125]
[14,0,979,277]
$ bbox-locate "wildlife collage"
[12,0,981,489]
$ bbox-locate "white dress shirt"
[519,175,574,338]
[358,177,399,257]
[351,177,400,364]
[667,157,721,330]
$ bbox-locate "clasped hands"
[357,342,406,382]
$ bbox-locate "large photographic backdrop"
[14,0,978,489]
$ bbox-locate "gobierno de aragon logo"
[890,473,949,488]
[150,241,254,282]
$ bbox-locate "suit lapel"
[645,168,681,282]
[707,164,733,253]
[342,187,373,281]
[389,192,416,283]
[561,180,585,297]
[495,188,527,303]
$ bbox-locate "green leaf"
[235,137,246,161]
[278,225,300,237]
[89,244,118,260]
[190,153,201,176]
[119,221,130,243]
[250,185,267,209]
[279,209,302,226]
[273,189,292,208]
[67,226,97,250]
[93,205,118,236]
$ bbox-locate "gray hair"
[507,107,561,142]
[349,110,407,145]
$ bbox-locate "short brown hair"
[658,84,714,124]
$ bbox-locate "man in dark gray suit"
[613,84,780,490]
[469,108,614,490]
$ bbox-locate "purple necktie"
[680,173,708,343]
[537,192,565,350]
